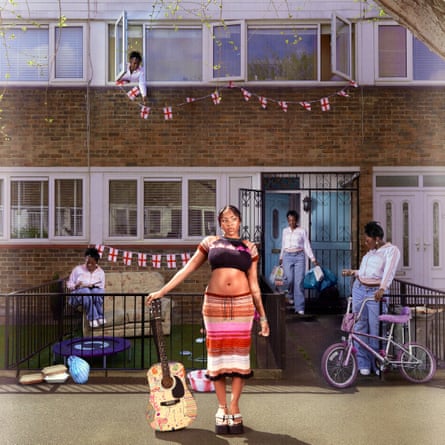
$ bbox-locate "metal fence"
[0,279,286,372]
[389,279,445,365]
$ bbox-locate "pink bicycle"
[321,297,436,388]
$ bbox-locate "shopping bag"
[319,267,337,291]
[303,268,320,290]
[269,265,284,287]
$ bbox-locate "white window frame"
[375,22,412,83]
[0,172,88,242]
[50,24,87,82]
[0,23,86,85]
[114,10,128,80]
[331,13,352,80]
[207,21,246,82]
[246,24,321,82]
[144,25,203,83]
[104,173,220,242]
[52,177,87,240]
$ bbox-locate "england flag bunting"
[127,86,140,100]
[152,254,162,269]
[95,244,105,258]
[138,253,147,267]
[181,252,191,266]
[320,97,330,112]
[123,251,132,266]
[108,247,118,262]
[166,254,177,269]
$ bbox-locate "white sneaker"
[359,369,371,376]
[297,310,305,315]
[98,318,107,326]
[89,320,99,328]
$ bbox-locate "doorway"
[239,171,360,301]
[374,189,445,289]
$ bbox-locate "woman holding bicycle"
[342,221,400,376]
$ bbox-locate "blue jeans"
[69,288,104,322]
[282,251,305,312]
[352,280,388,371]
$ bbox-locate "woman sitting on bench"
[67,247,106,328]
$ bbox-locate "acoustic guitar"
[146,299,197,431]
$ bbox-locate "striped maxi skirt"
[202,291,255,380]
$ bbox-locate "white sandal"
[215,405,229,435]
[228,413,244,434]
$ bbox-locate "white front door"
[374,190,445,289]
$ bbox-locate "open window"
[114,10,128,80]
[210,21,245,81]
[331,13,352,80]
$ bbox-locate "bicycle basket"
[341,313,355,332]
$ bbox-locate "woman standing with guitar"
[146,205,270,435]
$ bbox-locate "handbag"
[341,313,355,332]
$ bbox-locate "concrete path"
[1,314,444,445]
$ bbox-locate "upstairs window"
[109,13,354,83]
[146,27,202,81]
[211,22,244,81]
[377,24,445,81]
[0,27,49,81]
[0,25,85,82]
[247,26,318,81]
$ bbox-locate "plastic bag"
[303,268,320,289]
[269,265,284,287]
[319,267,337,291]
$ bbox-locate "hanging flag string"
[116,80,359,119]
[95,243,193,270]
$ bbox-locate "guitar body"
[146,361,197,431]
[146,300,197,432]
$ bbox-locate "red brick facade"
[1,85,444,292]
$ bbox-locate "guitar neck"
[151,300,172,383]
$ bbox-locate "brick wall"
[1,84,445,292]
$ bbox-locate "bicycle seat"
[378,307,411,324]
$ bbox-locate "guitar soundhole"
[172,376,185,398]
[161,376,174,389]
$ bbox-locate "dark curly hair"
[364,221,384,239]
[85,247,100,262]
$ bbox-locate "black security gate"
[239,171,360,305]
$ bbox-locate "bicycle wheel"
[398,343,436,383]
[321,343,357,388]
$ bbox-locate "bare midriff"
[207,268,250,295]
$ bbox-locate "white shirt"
[358,242,400,290]
[119,64,147,98]
[66,264,105,291]
[280,226,315,262]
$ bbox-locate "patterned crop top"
[198,236,259,272]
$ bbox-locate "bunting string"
[95,244,193,269]
[116,80,359,120]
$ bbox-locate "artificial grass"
[1,324,256,371]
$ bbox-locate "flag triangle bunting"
[95,244,193,270]
[116,80,359,120]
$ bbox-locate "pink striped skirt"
[202,291,255,380]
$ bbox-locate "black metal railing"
[0,280,285,372]
[389,279,445,365]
